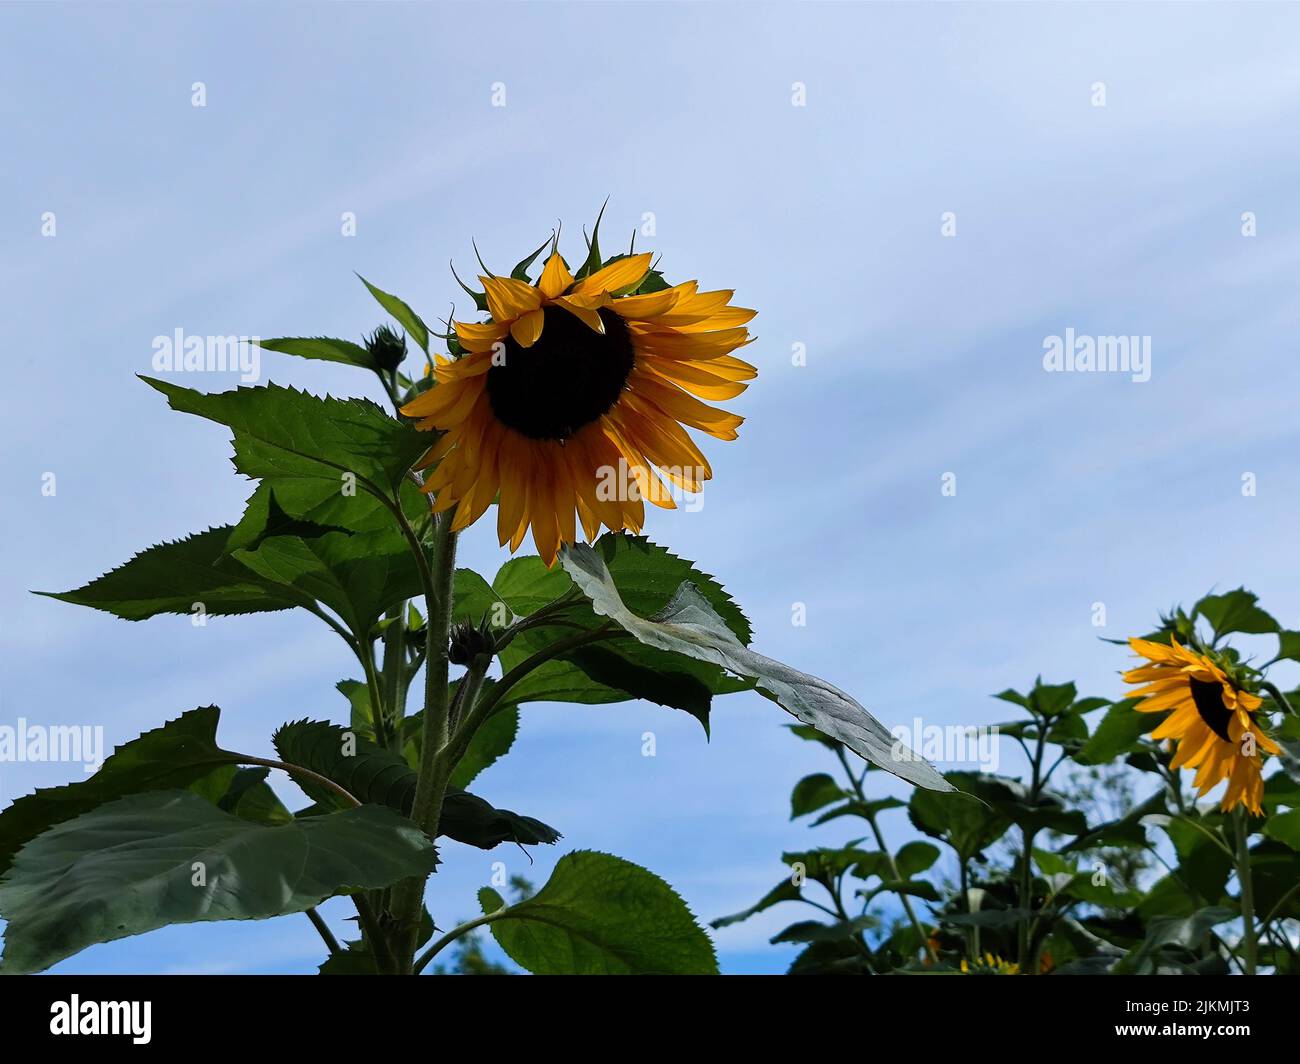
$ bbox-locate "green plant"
[717,591,1300,974]
[0,223,953,975]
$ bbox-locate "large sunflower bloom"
[1123,637,1279,814]
[400,244,756,565]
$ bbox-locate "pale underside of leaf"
[560,543,953,792]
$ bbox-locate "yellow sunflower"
[1124,637,1279,814]
[959,953,1019,975]
[400,241,756,565]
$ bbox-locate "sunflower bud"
[364,325,408,372]
[449,618,496,666]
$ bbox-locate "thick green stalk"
[389,510,458,973]
[834,748,937,965]
[1235,808,1258,975]
[1017,718,1049,973]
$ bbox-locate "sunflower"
[400,238,756,565]
[1124,637,1279,814]
[959,953,1019,975]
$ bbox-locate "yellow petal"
[554,296,607,334]
[609,287,683,320]
[572,252,653,296]
[510,308,545,348]
[481,275,542,323]
[538,252,575,300]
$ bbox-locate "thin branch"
[835,746,937,965]
[412,908,508,975]
[306,907,342,955]
[233,755,361,808]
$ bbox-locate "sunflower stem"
[834,747,937,966]
[1234,807,1258,975]
[1018,714,1050,973]
[442,626,627,774]
[379,606,406,748]
[390,507,458,974]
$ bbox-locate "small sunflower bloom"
[1124,636,1280,815]
[959,953,1019,975]
[400,240,756,565]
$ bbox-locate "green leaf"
[995,680,1078,719]
[863,879,941,903]
[1125,906,1236,972]
[771,915,876,944]
[1263,808,1300,851]
[789,773,846,818]
[495,536,750,641]
[490,556,574,616]
[894,841,941,878]
[1060,872,1141,910]
[257,336,376,371]
[1272,630,1300,664]
[811,796,906,826]
[591,535,751,642]
[0,707,241,879]
[1193,588,1279,638]
[441,790,560,849]
[231,527,421,637]
[783,845,877,888]
[787,938,871,975]
[358,276,429,353]
[634,269,670,295]
[1074,699,1155,765]
[785,723,843,751]
[0,790,436,973]
[480,850,717,974]
[228,479,427,549]
[1247,840,1300,922]
[272,719,557,849]
[213,767,293,825]
[561,541,951,791]
[941,908,1036,930]
[273,719,417,813]
[226,486,354,549]
[1062,790,1166,852]
[497,625,747,735]
[1034,848,1077,876]
[142,377,428,499]
[489,541,751,731]
[908,771,1013,863]
[454,567,509,624]
[710,878,802,929]
[448,704,519,790]
[318,942,380,975]
[336,679,374,738]
[38,527,302,621]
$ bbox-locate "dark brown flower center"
[1188,677,1234,742]
[486,306,634,440]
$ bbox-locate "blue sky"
[4,2,1300,974]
